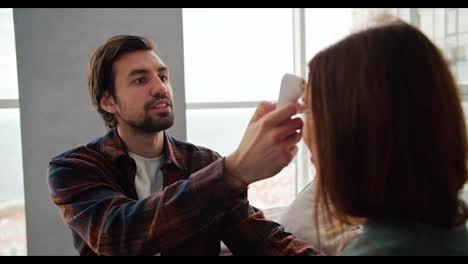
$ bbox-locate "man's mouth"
[152,102,169,109]
[149,100,172,112]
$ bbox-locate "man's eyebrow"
[128,66,168,77]
[128,68,149,77]
[157,66,168,73]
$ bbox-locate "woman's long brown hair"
[305,20,468,244]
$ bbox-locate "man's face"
[109,50,174,134]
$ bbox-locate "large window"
[183,8,468,210]
[325,8,468,196]
[305,8,353,63]
[183,8,298,209]
[306,8,468,199]
[0,8,26,256]
[350,8,468,96]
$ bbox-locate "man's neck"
[117,126,165,159]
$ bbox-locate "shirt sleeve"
[220,197,321,256]
[48,157,243,256]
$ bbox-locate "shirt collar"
[100,129,185,170]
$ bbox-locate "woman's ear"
[100,91,117,114]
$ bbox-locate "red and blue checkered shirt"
[48,129,318,256]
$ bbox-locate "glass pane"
[306,8,352,60]
[434,39,446,55]
[306,8,424,67]
[446,36,458,64]
[0,109,26,255]
[0,8,19,100]
[398,8,411,23]
[457,60,468,85]
[186,108,255,157]
[248,162,296,210]
[186,108,296,209]
[447,9,457,35]
[304,7,468,204]
[459,8,468,33]
[348,9,468,95]
[183,8,294,103]
[306,8,433,62]
[435,8,445,39]
[419,8,434,38]
[458,33,468,86]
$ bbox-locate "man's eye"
[159,75,168,82]
[134,77,146,85]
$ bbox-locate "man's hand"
[225,101,303,190]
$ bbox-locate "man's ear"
[100,91,117,114]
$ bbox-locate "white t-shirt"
[128,152,164,199]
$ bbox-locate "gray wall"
[13,8,186,255]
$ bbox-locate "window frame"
[0,100,19,109]
[184,9,313,207]
[183,8,468,208]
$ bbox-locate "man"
[48,35,315,256]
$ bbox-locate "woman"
[302,19,468,255]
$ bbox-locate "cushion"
[277,181,361,256]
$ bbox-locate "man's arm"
[219,102,318,255]
[220,198,320,256]
[49,101,305,256]
[48,157,241,256]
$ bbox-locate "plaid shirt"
[48,129,318,256]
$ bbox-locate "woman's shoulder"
[341,220,468,256]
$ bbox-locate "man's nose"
[150,76,168,97]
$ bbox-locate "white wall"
[13,8,186,255]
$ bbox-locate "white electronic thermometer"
[278,73,305,107]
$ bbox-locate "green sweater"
[342,219,468,256]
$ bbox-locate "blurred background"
[1,8,467,255]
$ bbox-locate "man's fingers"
[283,131,302,146]
[282,145,299,167]
[249,101,276,125]
[297,103,307,114]
[272,117,303,142]
[262,103,299,128]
